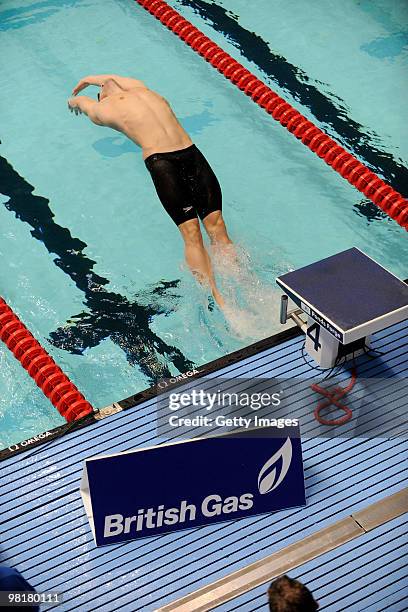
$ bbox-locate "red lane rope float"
[311,368,357,426]
[135,0,408,230]
[0,297,94,422]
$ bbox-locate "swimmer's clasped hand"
[68,98,82,116]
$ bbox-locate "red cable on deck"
[0,297,94,422]
[311,368,357,426]
[135,0,408,230]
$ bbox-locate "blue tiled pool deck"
[215,511,408,611]
[1,320,407,611]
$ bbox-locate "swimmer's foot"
[212,287,226,310]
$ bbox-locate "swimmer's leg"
[178,218,225,309]
[202,210,240,274]
[202,210,232,246]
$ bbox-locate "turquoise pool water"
[0,0,407,448]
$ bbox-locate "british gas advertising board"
[80,426,305,546]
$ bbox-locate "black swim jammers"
[144,144,222,226]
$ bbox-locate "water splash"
[211,243,291,341]
[136,243,293,366]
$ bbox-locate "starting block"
[277,248,408,368]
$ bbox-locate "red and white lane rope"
[0,297,94,422]
[135,0,408,230]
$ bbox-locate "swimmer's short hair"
[268,575,319,612]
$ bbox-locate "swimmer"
[68,74,233,309]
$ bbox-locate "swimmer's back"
[98,87,193,158]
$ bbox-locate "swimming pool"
[0,0,407,449]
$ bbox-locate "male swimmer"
[68,74,233,309]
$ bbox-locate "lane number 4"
[307,322,321,352]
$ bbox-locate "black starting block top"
[276,247,408,343]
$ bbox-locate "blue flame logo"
[258,438,292,495]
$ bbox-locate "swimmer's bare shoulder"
[100,89,174,125]
[94,91,137,128]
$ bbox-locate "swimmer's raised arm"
[72,74,146,95]
[68,96,103,125]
